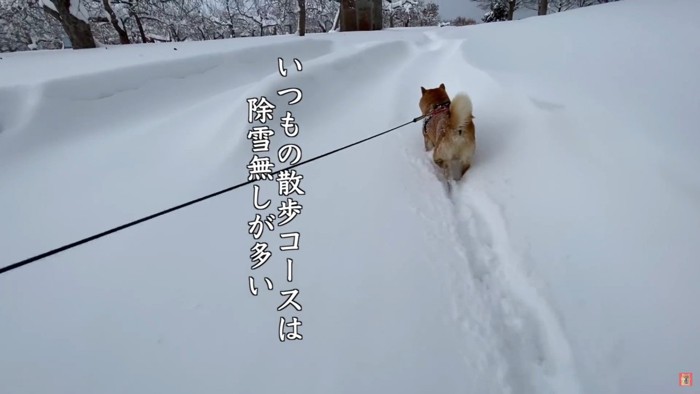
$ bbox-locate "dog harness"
[422,101,451,135]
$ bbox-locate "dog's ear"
[421,86,426,94]
[439,83,445,90]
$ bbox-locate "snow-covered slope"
[1,1,699,393]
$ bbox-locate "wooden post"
[372,0,382,30]
[340,0,382,31]
[340,0,357,31]
[357,0,371,30]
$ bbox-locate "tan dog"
[419,83,475,181]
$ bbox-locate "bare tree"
[101,0,130,43]
[1,0,65,51]
[420,2,438,26]
[505,0,515,19]
[383,0,407,28]
[382,0,437,28]
[330,0,340,30]
[234,0,281,36]
[41,0,97,48]
[304,0,338,32]
[481,2,506,22]
[0,0,339,52]
[472,0,521,21]
[522,0,616,14]
[297,0,305,35]
[451,16,476,26]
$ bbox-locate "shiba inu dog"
[419,83,475,182]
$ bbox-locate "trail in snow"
[397,30,583,394]
[404,32,580,393]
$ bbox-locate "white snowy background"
[1,0,699,393]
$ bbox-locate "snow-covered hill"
[1,1,699,393]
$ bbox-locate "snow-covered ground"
[1,1,699,393]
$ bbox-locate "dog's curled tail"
[449,93,473,131]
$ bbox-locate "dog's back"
[419,84,451,151]
[419,84,476,181]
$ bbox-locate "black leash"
[0,114,428,277]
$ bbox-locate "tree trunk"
[538,0,548,15]
[331,6,340,31]
[43,0,96,49]
[131,11,147,43]
[297,0,306,36]
[506,0,516,20]
[225,1,236,37]
[103,0,130,44]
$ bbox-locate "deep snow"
[1,1,699,393]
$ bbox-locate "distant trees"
[536,0,620,14]
[383,0,441,28]
[421,2,439,26]
[474,0,619,21]
[0,0,621,51]
[543,0,617,13]
[0,0,341,52]
[0,0,65,51]
[451,16,476,26]
[480,1,508,22]
[473,0,520,22]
